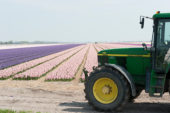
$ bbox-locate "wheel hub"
[102,85,112,94]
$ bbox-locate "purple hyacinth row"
[0,44,82,69]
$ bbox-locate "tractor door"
[155,19,170,72]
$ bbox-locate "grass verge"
[0,109,41,113]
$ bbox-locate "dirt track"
[0,80,170,113]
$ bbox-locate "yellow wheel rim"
[93,77,118,104]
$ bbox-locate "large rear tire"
[84,66,130,111]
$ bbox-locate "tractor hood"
[98,48,150,57]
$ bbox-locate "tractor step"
[149,93,163,97]
[150,86,164,97]
[149,73,166,97]
[151,86,163,89]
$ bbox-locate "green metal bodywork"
[98,48,151,85]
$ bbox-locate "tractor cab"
[147,12,170,96]
[150,12,170,73]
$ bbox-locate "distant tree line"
[0,41,14,44]
[0,41,60,44]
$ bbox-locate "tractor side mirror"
[140,17,145,29]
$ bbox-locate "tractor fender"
[105,63,136,97]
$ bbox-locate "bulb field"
[0,43,143,81]
[0,43,169,113]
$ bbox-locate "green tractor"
[83,11,170,111]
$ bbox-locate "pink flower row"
[97,43,137,49]
[13,45,85,79]
[82,44,98,80]
[45,44,89,80]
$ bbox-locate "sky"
[0,0,170,43]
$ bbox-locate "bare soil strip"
[72,44,90,84]
[0,82,169,113]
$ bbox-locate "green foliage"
[0,109,16,113]
[0,109,37,113]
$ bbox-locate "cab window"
[157,19,170,47]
